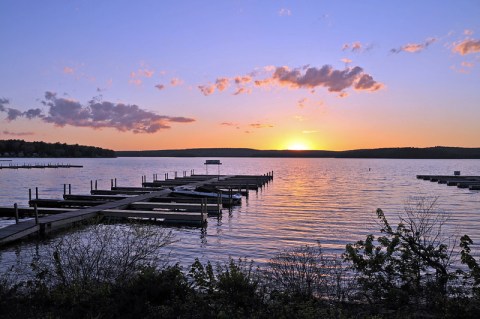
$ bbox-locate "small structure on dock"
[204,159,222,175]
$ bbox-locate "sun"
[287,141,310,151]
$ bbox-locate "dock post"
[14,203,19,224]
[34,204,38,225]
[35,187,38,200]
[246,185,249,198]
[115,178,117,187]
[175,171,177,178]
[29,189,32,201]
[111,179,114,189]
[95,180,98,190]
[217,191,221,214]
[90,180,93,191]
[69,184,71,195]
[63,184,66,195]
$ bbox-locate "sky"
[1,1,479,151]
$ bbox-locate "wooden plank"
[130,201,220,212]
[102,209,206,223]
[0,221,40,245]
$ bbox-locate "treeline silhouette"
[117,146,480,159]
[0,139,115,158]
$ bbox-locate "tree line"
[0,139,115,158]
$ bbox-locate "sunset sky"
[1,1,479,151]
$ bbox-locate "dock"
[0,163,83,169]
[416,174,480,191]
[0,171,273,246]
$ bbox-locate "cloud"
[342,41,371,53]
[461,61,474,68]
[0,92,195,134]
[250,123,273,129]
[220,122,237,126]
[2,130,34,136]
[298,98,308,108]
[302,130,319,134]
[234,76,252,85]
[0,98,45,122]
[198,84,216,96]
[278,8,291,16]
[464,29,474,36]
[452,39,480,55]
[0,98,8,112]
[63,67,74,74]
[258,65,384,93]
[170,78,183,86]
[199,64,383,97]
[233,87,251,95]
[341,58,352,64]
[215,78,229,91]
[391,38,436,53]
[129,68,155,86]
[198,77,231,95]
[155,84,165,90]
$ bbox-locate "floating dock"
[416,174,480,191]
[0,171,273,246]
[0,163,83,169]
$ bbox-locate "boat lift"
[204,160,222,177]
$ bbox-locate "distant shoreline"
[115,147,480,159]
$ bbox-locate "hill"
[116,146,480,159]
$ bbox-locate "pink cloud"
[452,39,480,55]
[342,41,370,53]
[198,84,216,96]
[215,78,229,91]
[234,76,252,84]
[233,87,251,95]
[170,78,183,86]
[200,64,383,97]
[63,66,74,74]
[298,98,308,108]
[391,38,436,53]
[250,123,273,129]
[155,84,165,90]
[2,130,34,136]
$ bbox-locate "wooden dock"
[0,163,83,169]
[0,171,273,246]
[416,174,480,191]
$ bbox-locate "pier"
[416,174,480,191]
[0,163,83,169]
[0,171,273,246]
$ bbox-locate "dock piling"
[14,203,19,224]
[29,189,32,201]
[34,204,38,225]
[35,187,38,200]
[69,184,71,195]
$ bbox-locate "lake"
[1,157,480,267]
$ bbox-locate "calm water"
[1,157,479,267]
